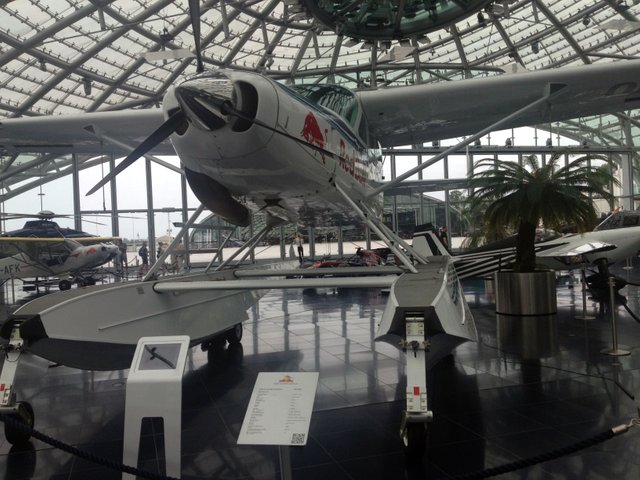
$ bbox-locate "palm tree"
[468,152,618,272]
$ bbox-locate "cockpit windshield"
[290,84,360,129]
[287,83,377,147]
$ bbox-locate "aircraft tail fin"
[412,223,450,257]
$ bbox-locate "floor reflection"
[1,261,640,479]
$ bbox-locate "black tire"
[58,279,72,291]
[226,323,243,344]
[4,402,35,446]
[206,336,227,364]
[84,277,96,286]
[402,422,426,461]
[225,342,244,364]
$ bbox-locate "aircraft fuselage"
[164,70,384,226]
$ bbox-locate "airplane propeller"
[85,83,347,198]
[86,0,206,197]
[85,0,339,200]
[188,0,205,74]
[85,110,187,196]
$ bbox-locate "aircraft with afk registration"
[0,210,120,290]
[2,3,640,457]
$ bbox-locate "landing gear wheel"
[226,323,243,345]
[226,343,244,364]
[205,336,227,363]
[4,402,35,446]
[84,277,96,286]
[402,422,426,461]
[58,279,71,291]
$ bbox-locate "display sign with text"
[238,372,319,446]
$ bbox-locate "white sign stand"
[238,372,319,480]
[122,336,190,480]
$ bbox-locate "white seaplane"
[2,5,640,455]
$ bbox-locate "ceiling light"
[82,77,92,96]
[159,28,173,44]
[531,41,539,54]
[583,16,591,27]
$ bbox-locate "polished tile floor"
[1,263,640,479]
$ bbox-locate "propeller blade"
[188,0,205,73]
[74,217,106,226]
[86,110,186,196]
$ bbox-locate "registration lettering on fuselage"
[3,263,21,275]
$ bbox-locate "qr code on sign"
[291,433,306,445]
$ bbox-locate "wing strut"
[142,204,206,281]
[203,226,239,270]
[366,82,569,199]
[209,224,272,272]
[334,182,421,273]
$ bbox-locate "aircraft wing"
[70,237,120,244]
[357,60,640,147]
[535,239,616,258]
[0,236,117,243]
[151,266,402,293]
[152,275,398,292]
[0,109,172,155]
[0,237,70,246]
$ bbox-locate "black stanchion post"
[601,276,630,357]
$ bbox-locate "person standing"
[439,226,449,251]
[295,233,304,263]
[138,241,149,276]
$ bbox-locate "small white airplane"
[416,220,640,285]
[2,4,640,455]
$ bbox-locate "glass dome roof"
[1,0,640,178]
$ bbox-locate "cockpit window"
[290,84,360,129]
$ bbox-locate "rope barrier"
[0,413,179,480]
[449,421,638,480]
[1,410,638,479]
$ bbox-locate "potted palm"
[468,151,617,315]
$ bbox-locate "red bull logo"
[301,111,367,184]
[337,138,366,185]
[301,112,327,157]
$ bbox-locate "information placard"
[238,372,319,446]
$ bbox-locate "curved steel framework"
[1,0,640,244]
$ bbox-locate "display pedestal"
[495,270,557,315]
[122,336,190,480]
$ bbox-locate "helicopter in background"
[0,210,120,290]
